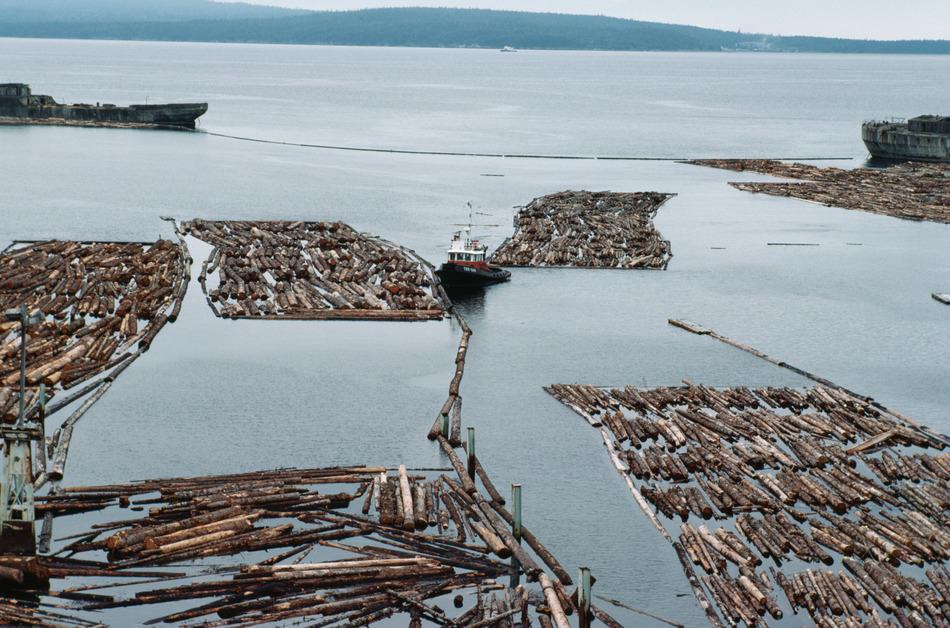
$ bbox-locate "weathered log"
[436,436,477,494]
[471,455,505,505]
[538,573,571,628]
[488,499,573,586]
[449,396,463,446]
[397,465,416,531]
[106,506,246,552]
[412,484,428,530]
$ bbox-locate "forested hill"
[1,4,949,54]
[0,0,306,22]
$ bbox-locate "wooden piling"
[467,427,476,481]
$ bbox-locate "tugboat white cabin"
[435,228,511,290]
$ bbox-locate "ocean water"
[1,38,949,626]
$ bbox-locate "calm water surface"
[1,39,948,626]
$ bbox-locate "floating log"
[397,464,415,531]
[436,435,477,494]
[48,380,113,481]
[539,573,571,628]
[487,499,573,586]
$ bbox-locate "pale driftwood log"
[538,573,571,628]
[397,465,415,531]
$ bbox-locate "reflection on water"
[446,285,488,316]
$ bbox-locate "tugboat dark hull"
[436,262,510,289]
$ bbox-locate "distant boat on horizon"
[500,46,518,53]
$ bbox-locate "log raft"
[0,239,189,422]
[183,220,448,321]
[489,190,675,269]
[687,159,950,224]
[548,380,949,627]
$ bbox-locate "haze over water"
[1,38,948,626]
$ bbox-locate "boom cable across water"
[197,128,854,162]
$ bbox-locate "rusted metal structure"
[0,306,44,555]
[0,83,207,129]
[0,424,39,555]
[863,116,950,162]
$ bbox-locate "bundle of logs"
[184,220,447,321]
[687,159,950,224]
[547,382,949,627]
[2,460,601,626]
[0,239,189,423]
[489,191,674,269]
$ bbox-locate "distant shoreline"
[3,35,950,57]
[2,7,949,55]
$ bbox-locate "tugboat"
[435,227,511,290]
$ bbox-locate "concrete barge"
[0,83,207,129]
[862,116,950,162]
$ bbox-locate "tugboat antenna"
[454,202,498,228]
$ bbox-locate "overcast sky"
[230,0,950,40]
